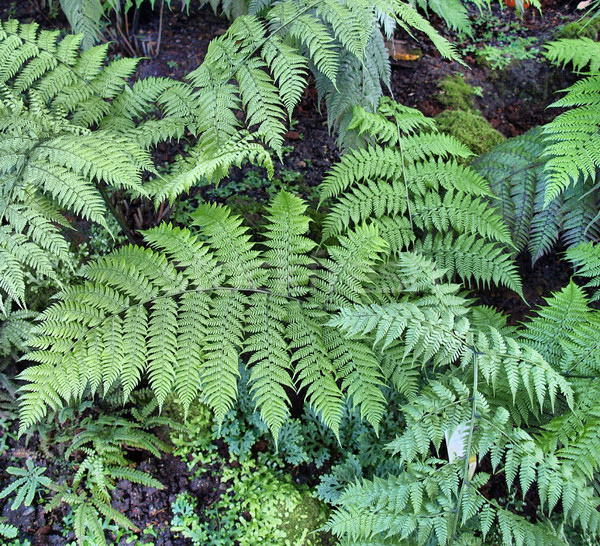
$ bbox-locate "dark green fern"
[472,127,600,263]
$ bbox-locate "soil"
[0,0,586,543]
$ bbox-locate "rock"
[2,503,35,531]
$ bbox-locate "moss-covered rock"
[434,109,505,156]
[278,484,332,545]
[556,17,600,41]
[437,73,481,112]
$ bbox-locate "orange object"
[504,0,531,7]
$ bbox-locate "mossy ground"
[556,17,600,40]
[435,109,505,156]
[435,74,505,156]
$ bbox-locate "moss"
[437,73,481,112]
[556,17,600,41]
[434,109,505,156]
[278,485,332,545]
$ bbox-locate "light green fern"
[320,99,522,295]
[0,21,183,308]
[542,38,600,205]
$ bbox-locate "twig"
[156,0,165,57]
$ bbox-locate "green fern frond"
[312,224,389,311]
[414,233,522,295]
[472,128,545,253]
[326,332,387,433]
[416,0,473,36]
[562,181,600,248]
[147,132,273,203]
[529,180,562,262]
[542,100,600,205]
[0,21,182,304]
[19,192,390,441]
[261,36,308,118]
[565,241,600,301]
[245,293,293,441]
[0,522,18,539]
[394,2,463,65]
[545,38,600,73]
[0,299,37,358]
[262,190,316,297]
[58,0,104,50]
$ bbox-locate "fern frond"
[325,331,387,433]
[261,36,308,118]
[520,282,591,371]
[529,179,562,263]
[262,190,316,297]
[312,224,388,311]
[543,75,600,206]
[59,0,104,50]
[395,2,463,64]
[147,132,273,203]
[566,241,600,301]
[414,232,522,295]
[545,38,600,73]
[472,128,545,253]
[416,0,473,36]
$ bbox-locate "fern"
[320,101,521,295]
[565,241,600,301]
[191,0,466,147]
[541,39,600,206]
[0,21,184,307]
[0,521,18,539]
[0,299,37,360]
[325,266,600,544]
[472,127,600,263]
[58,0,105,50]
[18,191,389,440]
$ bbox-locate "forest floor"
[0,0,587,543]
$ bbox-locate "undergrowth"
[2,0,600,544]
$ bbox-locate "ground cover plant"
[2,0,600,544]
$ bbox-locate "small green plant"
[478,36,540,70]
[0,459,51,510]
[171,462,329,545]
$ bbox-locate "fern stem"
[96,183,137,245]
[450,351,478,543]
[156,0,164,57]
[395,117,413,229]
